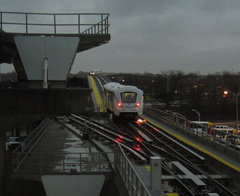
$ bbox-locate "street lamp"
[223,90,240,128]
[192,109,200,121]
[162,74,170,93]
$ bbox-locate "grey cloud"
[1,0,240,74]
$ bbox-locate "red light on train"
[117,102,122,107]
[117,102,122,109]
[136,102,140,107]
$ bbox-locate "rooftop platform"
[0,12,111,82]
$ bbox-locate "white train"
[103,82,144,118]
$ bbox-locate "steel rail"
[69,114,148,163]
[69,114,236,195]
[128,120,236,195]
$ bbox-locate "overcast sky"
[1,0,240,75]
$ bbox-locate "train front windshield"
[121,92,137,103]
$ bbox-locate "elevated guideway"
[141,109,240,194]
[88,76,106,112]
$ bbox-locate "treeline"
[108,70,240,122]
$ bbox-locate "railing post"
[101,14,103,34]
[25,13,28,34]
[0,12,2,29]
[78,14,80,34]
[105,16,108,34]
[54,14,56,34]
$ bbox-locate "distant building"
[90,70,101,75]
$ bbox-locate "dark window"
[121,92,136,103]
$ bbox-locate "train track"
[65,114,235,195]
[68,114,149,163]
[128,121,235,195]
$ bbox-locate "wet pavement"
[5,119,122,196]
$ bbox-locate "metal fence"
[143,106,240,155]
[11,117,154,195]
[0,11,109,34]
[13,151,113,175]
[12,118,114,174]
[114,143,152,196]
[12,118,50,172]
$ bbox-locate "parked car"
[212,125,234,135]
[7,137,21,151]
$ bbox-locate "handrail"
[114,143,152,196]
[143,106,240,155]
[12,151,113,175]
[0,11,109,35]
[12,118,50,172]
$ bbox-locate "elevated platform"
[88,76,106,112]
[5,120,121,196]
[0,12,111,83]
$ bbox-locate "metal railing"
[12,118,50,172]
[143,106,240,155]
[12,118,114,174]
[13,151,113,175]
[11,118,153,194]
[0,11,109,35]
[114,143,151,196]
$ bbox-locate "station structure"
[3,76,240,195]
[0,11,110,195]
[1,11,240,196]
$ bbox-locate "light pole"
[224,90,240,128]
[162,74,170,93]
[192,109,200,121]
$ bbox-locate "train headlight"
[136,118,146,125]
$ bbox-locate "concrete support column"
[150,156,162,191]
[42,57,48,89]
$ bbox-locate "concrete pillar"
[150,156,162,191]
[42,57,48,89]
